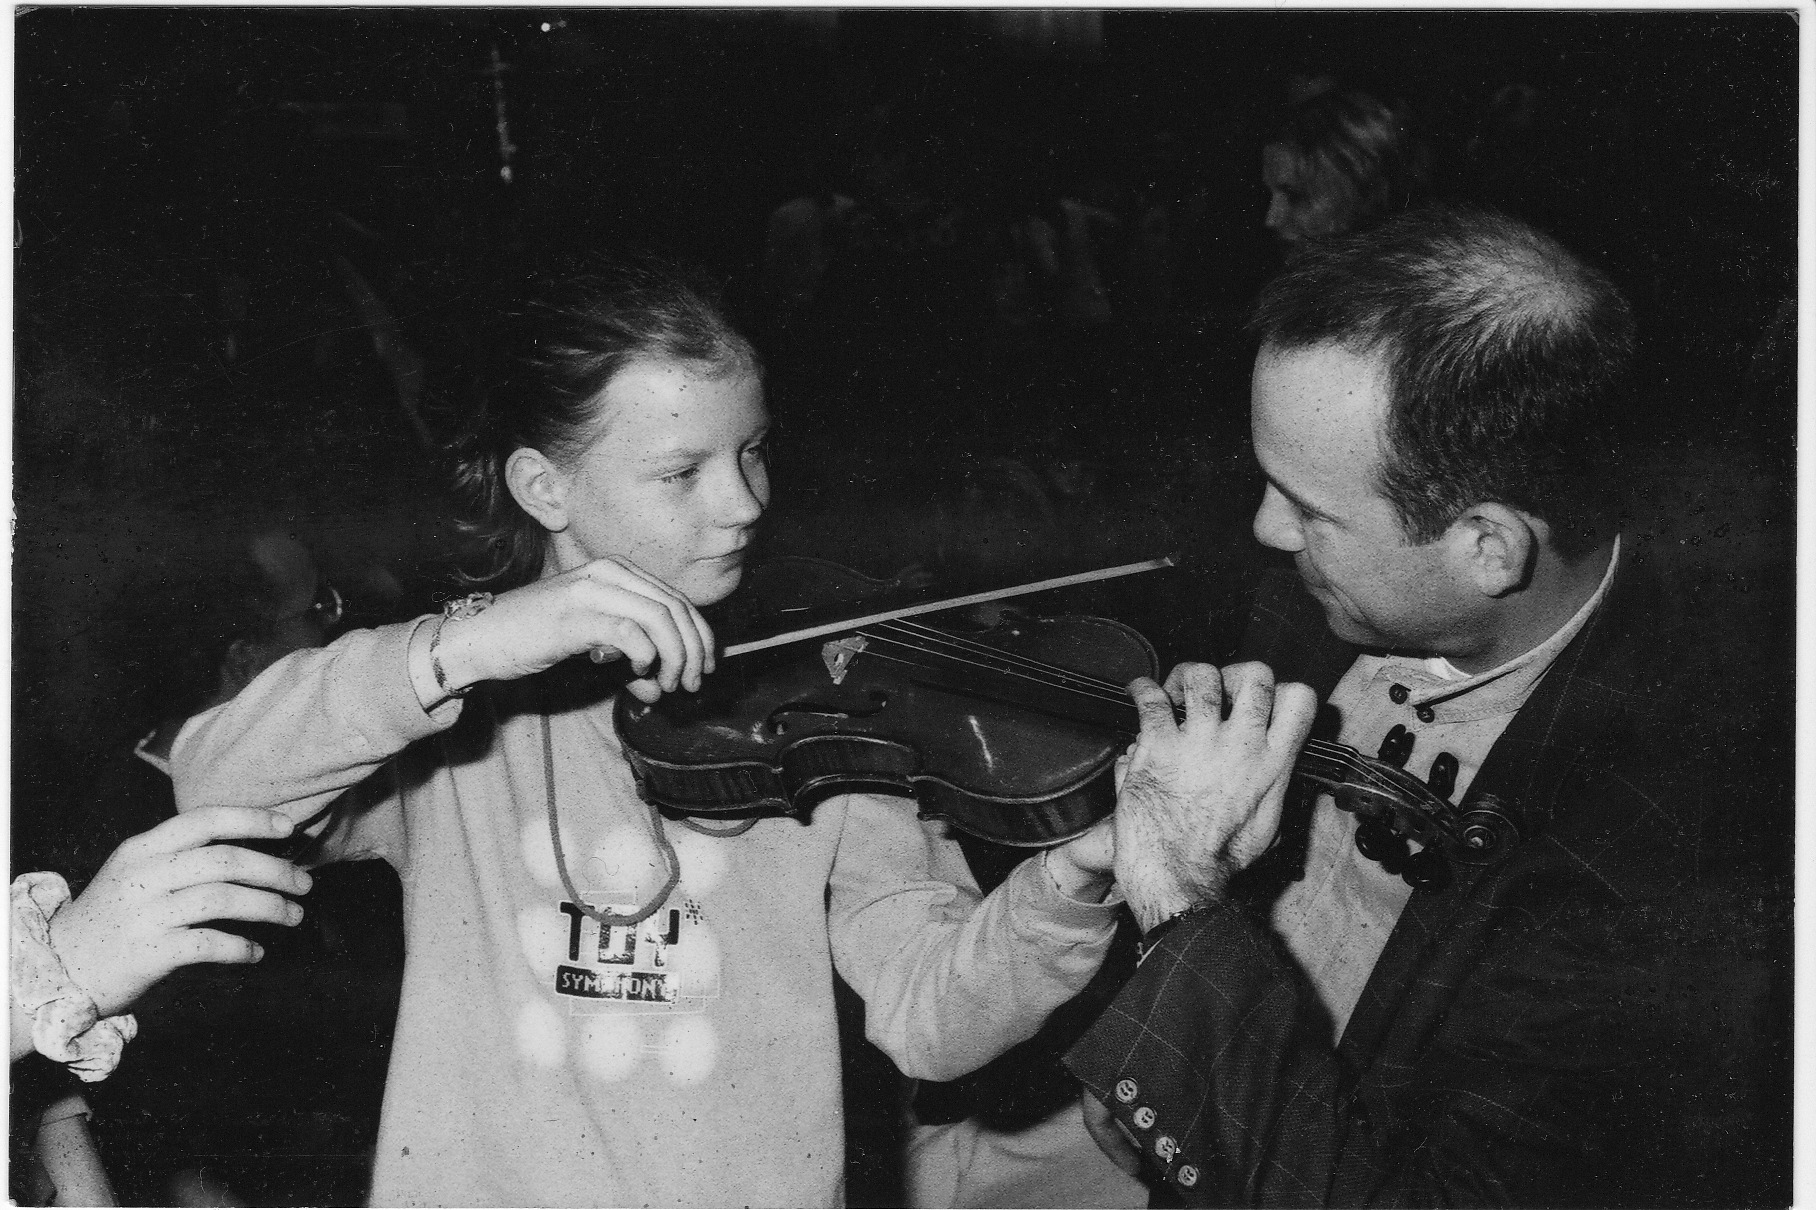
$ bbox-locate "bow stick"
[722,554,1177,658]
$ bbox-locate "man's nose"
[1252,485,1304,552]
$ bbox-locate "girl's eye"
[743,442,769,465]
[659,465,700,485]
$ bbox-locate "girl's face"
[546,359,770,606]
[1262,143,1352,244]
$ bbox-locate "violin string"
[863,621,1138,705]
[841,640,1415,803]
[864,624,1125,698]
[856,625,1133,700]
[836,642,1138,726]
[873,619,1135,696]
[832,618,1418,806]
[836,634,1418,805]
[862,625,1415,810]
[855,627,1138,713]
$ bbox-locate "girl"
[172,261,1121,1207]
[1262,86,1432,246]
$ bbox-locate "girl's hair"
[450,258,760,588]
[1271,88,1432,237]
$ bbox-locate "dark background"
[11,8,1796,1206]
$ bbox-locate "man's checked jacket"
[1066,554,1789,1207]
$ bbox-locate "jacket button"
[1133,1106,1156,1129]
[1416,705,1436,723]
[1115,1078,1138,1104]
[1155,1135,1177,1162]
[1389,683,1410,704]
[1178,1165,1200,1189]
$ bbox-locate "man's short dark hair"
[1249,206,1635,559]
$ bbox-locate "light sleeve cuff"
[10,874,138,1082]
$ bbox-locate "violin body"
[616,603,1158,847]
[614,557,1533,867]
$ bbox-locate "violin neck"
[1293,739,1363,793]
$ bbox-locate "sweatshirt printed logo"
[554,899,693,1005]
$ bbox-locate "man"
[66,530,394,1207]
[1066,207,1787,1207]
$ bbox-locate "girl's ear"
[505,447,570,534]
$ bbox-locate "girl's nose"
[720,463,768,527]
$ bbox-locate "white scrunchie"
[11,872,138,1081]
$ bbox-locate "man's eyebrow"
[1269,476,1332,520]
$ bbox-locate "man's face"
[1249,342,1477,654]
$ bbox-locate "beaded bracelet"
[10,873,138,1082]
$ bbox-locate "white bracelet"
[10,873,137,1082]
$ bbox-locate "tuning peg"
[1376,724,1414,768]
[1401,848,1451,892]
[1354,818,1410,872]
[1427,751,1458,800]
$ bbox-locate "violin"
[614,558,1528,864]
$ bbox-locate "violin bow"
[722,554,1178,658]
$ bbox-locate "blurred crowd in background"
[12,9,1795,1205]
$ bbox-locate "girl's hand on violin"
[435,557,715,702]
[48,807,313,1019]
[1114,661,1316,932]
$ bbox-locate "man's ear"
[505,447,570,534]
[1445,502,1537,598]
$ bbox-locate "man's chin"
[1317,603,1377,647]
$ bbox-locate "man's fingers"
[1233,778,1293,864]
[1127,677,1180,735]
[1268,681,1319,753]
[133,805,297,857]
[1222,662,1278,730]
[1173,663,1225,725]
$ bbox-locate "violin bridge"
[821,636,868,685]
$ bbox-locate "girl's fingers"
[595,612,663,680]
[581,582,695,692]
[623,676,666,705]
[612,558,716,660]
[164,883,304,931]
[590,558,715,686]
